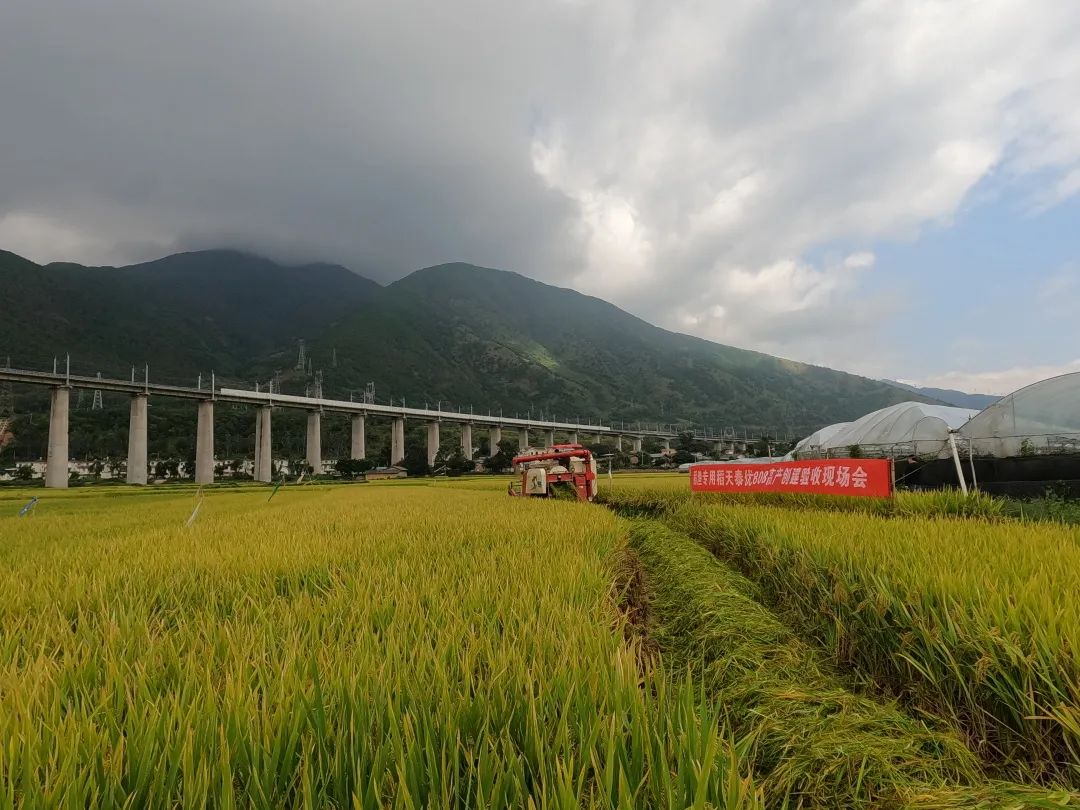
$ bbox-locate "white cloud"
[522,0,1080,365]
[911,360,1080,396]
[1,0,1079,375]
[0,211,168,267]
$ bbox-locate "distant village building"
[363,466,407,481]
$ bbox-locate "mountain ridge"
[2,248,935,432]
[884,380,998,410]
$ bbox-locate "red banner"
[690,459,893,498]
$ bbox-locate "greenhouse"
[781,373,1080,494]
[959,371,1080,457]
[789,422,851,457]
[792,402,977,459]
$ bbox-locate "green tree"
[675,431,709,455]
[335,458,373,478]
[401,444,431,477]
[484,438,518,473]
[672,449,695,465]
[442,448,474,476]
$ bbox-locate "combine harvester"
[508,444,598,502]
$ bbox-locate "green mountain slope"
[0,249,379,379]
[2,250,929,433]
[319,263,934,430]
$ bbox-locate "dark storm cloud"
[1,0,1079,381]
[0,1,586,281]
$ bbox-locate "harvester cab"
[508,444,599,502]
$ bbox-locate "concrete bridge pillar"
[489,425,501,457]
[255,406,272,482]
[351,415,366,459]
[664,437,671,450]
[126,394,148,485]
[595,433,602,445]
[569,431,578,444]
[714,440,723,459]
[195,400,214,484]
[254,410,261,477]
[306,411,322,474]
[427,421,440,467]
[461,423,473,458]
[519,428,529,451]
[616,435,623,452]
[632,437,642,453]
[545,429,555,448]
[45,387,70,489]
[391,417,405,465]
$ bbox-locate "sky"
[1,1,1078,395]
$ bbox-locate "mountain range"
[1,248,948,434]
[883,381,999,410]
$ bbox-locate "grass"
[0,484,762,808]
[600,488,1080,787]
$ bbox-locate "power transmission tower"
[296,339,307,371]
[91,372,103,410]
[364,381,375,404]
[332,347,338,368]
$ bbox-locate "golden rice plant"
[0,485,762,808]
[660,499,1080,786]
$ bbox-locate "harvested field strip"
[660,501,1080,787]
[0,487,764,808]
[628,520,1077,808]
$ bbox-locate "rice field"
[600,482,1080,790]
[0,484,759,808]
[2,476,1078,806]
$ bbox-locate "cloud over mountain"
[1,1,1078,375]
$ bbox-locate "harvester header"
[509,444,598,502]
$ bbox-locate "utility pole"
[0,356,13,454]
[0,355,13,427]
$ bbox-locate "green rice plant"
[625,520,1080,807]
[663,500,1080,786]
[0,486,762,808]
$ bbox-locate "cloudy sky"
[2,1,1078,394]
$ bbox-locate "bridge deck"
[0,367,688,437]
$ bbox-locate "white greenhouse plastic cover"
[959,372,1080,457]
[791,422,851,456]
[796,402,977,457]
